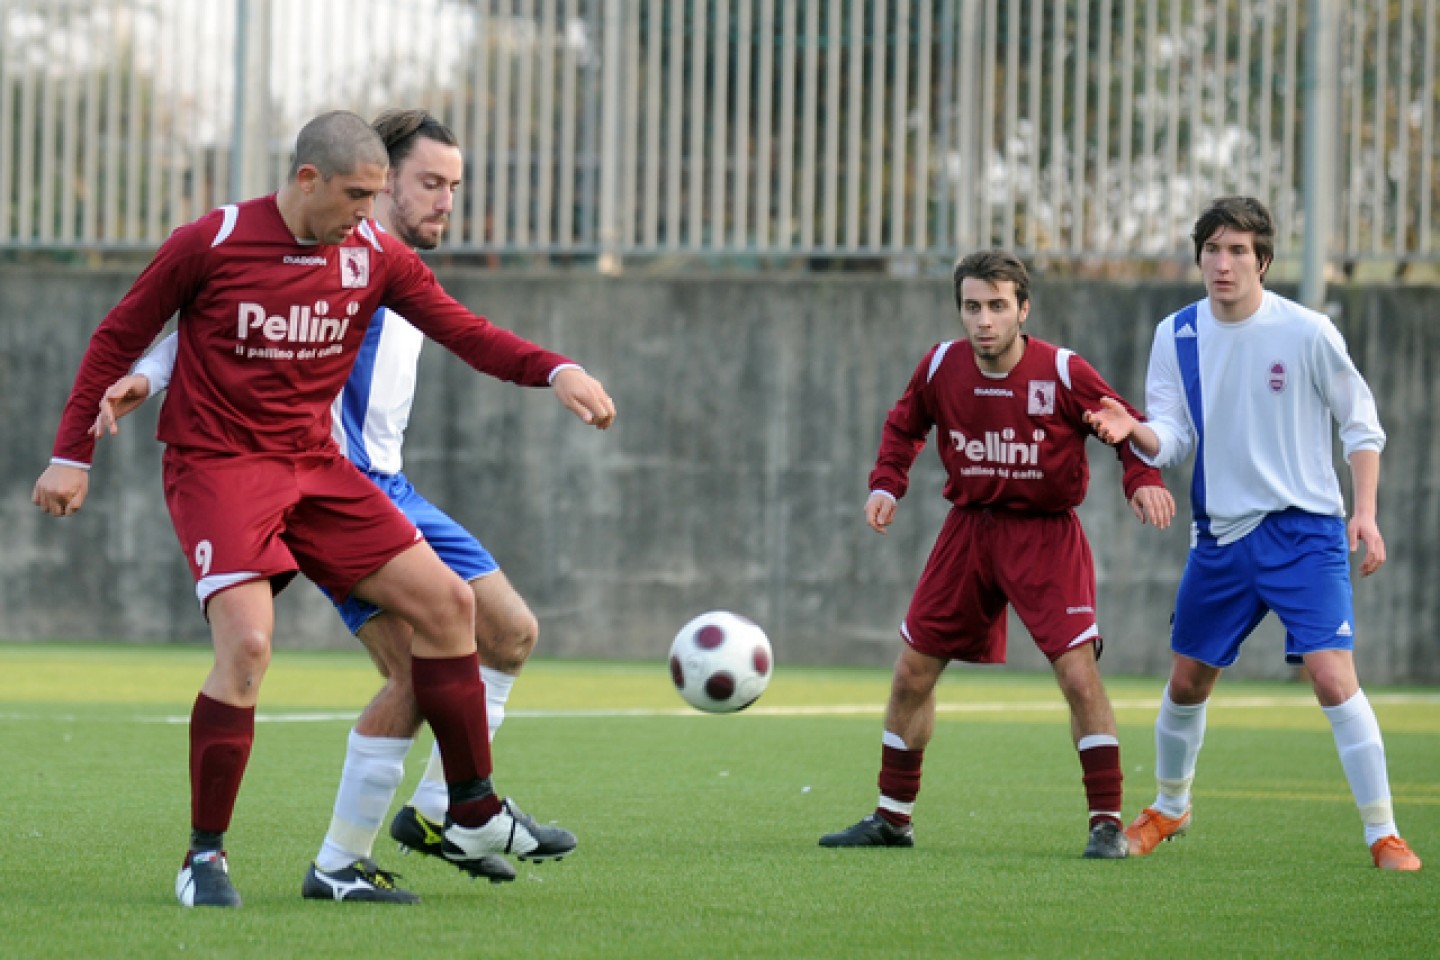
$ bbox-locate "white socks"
[315,731,412,871]
[1152,687,1206,818]
[409,666,518,824]
[1323,689,1399,846]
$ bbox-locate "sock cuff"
[1077,733,1119,751]
[881,730,909,751]
[479,666,517,703]
[1321,688,1371,725]
[193,693,255,731]
[412,652,482,688]
[346,728,414,759]
[1161,686,1207,717]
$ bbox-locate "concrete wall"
[3,266,1437,684]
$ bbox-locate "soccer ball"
[668,610,773,713]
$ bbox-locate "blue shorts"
[324,471,498,635]
[1171,509,1355,668]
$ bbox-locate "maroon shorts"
[162,447,422,607]
[901,506,1099,664]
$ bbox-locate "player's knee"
[219,626,272,673]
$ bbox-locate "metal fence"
[1,0,1436,270]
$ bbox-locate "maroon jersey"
[52,195,570,462]
[870,336,1160,512]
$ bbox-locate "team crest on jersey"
[1027,380,1056,415]
[1267,361,1287,393]
[340,248,370,288]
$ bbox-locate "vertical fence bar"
[58,6,78,242]
[598,0,623,267]
[911,0,931,252]
[1280,0,1297,236]
[537,0,558,247]
[1025,0,1042,250]
[755,0,775,250]
[1393,0,1412,257]
[1117,0,1134,249]
[933,0,954,250]
[865,0,884,249]
[710,0,730,248]
[665,0,684,248]
[1094,0,1113,249]
[642,0,662,248]
[80,7,101,241]
[1371,0,1387,254]
[38,11,57,242]
[1421,0,1436,254]
[515,0,537,247]
[800,0,821,249]
[1235,0,1250,193]
[775,0,797,250]
[0,7,11,242]
[733,0,752,249]
[1301,0,1338,306]
[1001,0,1019,248]
[977,0,996,247]
[1070,0,1088,252]
[1048,0,1065,251]
[888,0,909,251]
[620,0,641,249]
[579,0,602,247]
[844,0,863,249]
[822,0,841,248]
[956,0,979,249]
[688,0,706,248]
[1211,0,1227,198]
[1345,3,1363,251]
[1258,0,1274,209]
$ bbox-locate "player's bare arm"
[552,367,617,429]
[1347,449,1385,576]
[32,463,90,517]
[864,491,897,535]
[1128,485,1175,530]
[90,374,154,438]
[1084,396,1160,458]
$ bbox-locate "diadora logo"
[282,255,327,266]
[235,300,361,359]
[948,426,1046,465]
[973,387,1014,398]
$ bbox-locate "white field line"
[84,693,1440,725]
[2,692,1434,725]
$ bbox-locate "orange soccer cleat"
[1370,835,1422,872]
[1124,806,1191,856]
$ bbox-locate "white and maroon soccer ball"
[668,610,773,713]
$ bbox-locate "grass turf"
[1,642,1436,958]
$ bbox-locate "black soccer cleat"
[176,849,243,908]
[390,804,446,859]
[391,805,516,883]
[1082,820,1129,860]
[301,859,421,904]
[503,799,577,862]
[819,813,915,848]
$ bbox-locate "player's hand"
[90,374,153,439]
[1083,396,1136,446]
[1348,514,1386,576]
[864,492,897,534]
[32,463,91,517]
[1129,485,1175,529]
[552,367,616,430]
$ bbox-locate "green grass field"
[1,642,1436,959]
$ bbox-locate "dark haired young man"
[820,250,1174,859]
[1087,196,1421,871]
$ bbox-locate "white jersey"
[329,307,424,475]
[132,308,422,476]
[1139,290,1385,545]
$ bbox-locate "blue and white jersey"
[330,307,424,476]
[1139,291,1385,545]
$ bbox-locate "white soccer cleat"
[442,805,540,863]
